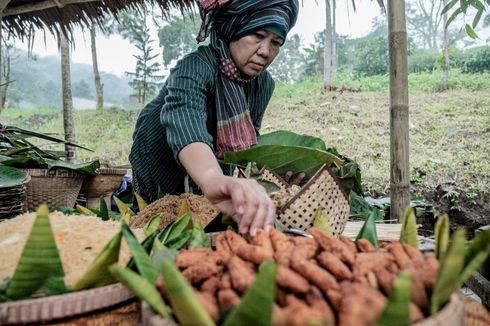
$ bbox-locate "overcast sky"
[14,2,383,76]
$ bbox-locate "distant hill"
[6,48,133,109]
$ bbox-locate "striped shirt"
[129,45,275,202]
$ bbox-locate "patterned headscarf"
[196,0,299,158]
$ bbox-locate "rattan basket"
[262,164,350,236]
[22,168,85,211]
[0,283,135,325]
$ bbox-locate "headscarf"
[196,0,299,158]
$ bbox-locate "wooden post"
[323,0,332,90]
[60,32,76,162]
[388,0,410,223]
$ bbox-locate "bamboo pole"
[323,0,332,90]
[388,0,410,223]
[60,32,76,162]
[2,0,99,17]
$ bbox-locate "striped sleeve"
[160,54,215,160]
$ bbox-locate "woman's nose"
[257,41,271,58]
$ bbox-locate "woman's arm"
[178,142,276,235]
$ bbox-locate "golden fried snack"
[276,265,310,294]
[402,243,422,260]
[352,252,394,278]
[290,256,340,292]
[317,251,353,280]
[196,291,219,321]
[309,229,355,265]
[216,232,233,263]
[273,304,288,326]
[338,282,387,326]
[374,267,395,295]
[276,286,288,307]
[227,255,256,293]
[201,276,220,294]
[281,297,329,326]
[250,229,274,255]
[182,260,222,284]
[326,289,343,312]
[357,239,377,253]
[225,230,249,252]
[291,238,319,261]
[340,235,358,254]
[415,252,439,289]
[236,243,274,265]
[269,229,292,251]
[220,272,232,290]
[176,248,218,269]
[306,286,336,325]
[217,288,241,309]
[388,242,412,269]
[405,267,429,309]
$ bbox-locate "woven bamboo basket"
[22,168,85,211]
[80,167,127,209]
[0,283,135,325]
[262,164,350,236]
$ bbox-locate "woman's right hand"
[200,175,276,236]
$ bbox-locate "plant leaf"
[160,259,215,326]
[355,210,379,248]
[465,24,479,39]
[144,213,162,236]
[157,185,165,199]
[400,207,419,250]
[377,272,411,326]
[5,205,67,299]
[121,224,158,283]
[312,208,333,236]
[0,165,28,188]
[257,130,327,151]
[164,212,192,244]
[75,204,96,216]
[430,229,466,315]
[109,264,170,318]
[166,230,192,250]
[135,192,148,211]
[178,198,191,217]
[72,230,122,291]
[223,261,277,326]
[435,214,450,260]
[99,196,110,221]
[222,145,343,180]
[114,196,135,223]
[188,223,210,249]
[459,228,490,285]
[127,231,158,271]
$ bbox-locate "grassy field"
[2,73,489,225]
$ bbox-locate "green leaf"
[144,213,162,236]
[349,191,383,220]
[121,224,158,283]
[465,24,479,39]
[223,261,277,326]
[312,208,333,236]
[135,192,148,211]
[377,272,411,326]
[75,204,97,216]
[472,8,484,28]
[5,205,67,299]
[114,196,135,223]
[152,247,179,274]
[99,196,110,221]
[430,229,466,314]
[0,165,28,188]
[72,230,122,291]
[157,185,165,199]
[223,145,343,180]
[459,228,490,285]
[44,159,100,175]
[441,0,459,15]
[435,214,450,260]
[188,223,210,249]
[127,231,159,271]
[400,207,419,250]
[164,212,192,244]
[109,264,170,318]
[257,130,327,151]
[446,7,465,28]
[160,259,215,326]
[166,230,192,250]
[355,210,379,248]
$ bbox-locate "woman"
[129,0,299,235]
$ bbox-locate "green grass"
[2,71,489,198]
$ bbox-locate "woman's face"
[229,30,284,78]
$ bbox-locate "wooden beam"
[0,0,12,14]
[2,0,101,17]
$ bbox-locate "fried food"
[306,286,336,325]
[216,232,233,263]
[196,291,219,321]
[182,260,221,284]
[201,276,220,294]
[340,236,358,254]
[352,252,393,278]
[250,229,274,256]
[338,282,387,326]
[176,248,217,269]
[290,256,340,292]
[357,239,377,253]
[236,243,274,265]
[402,243,422,260]
[388,242,412,269]
[227,255,256,293]
[218,288,241,309]
[309,229,355,265]
[317,251,353,280]
[276,265,310,294]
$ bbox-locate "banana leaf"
[121,224,158,283]
[0,165,28,188]
[349,191,384,220]
[312,208,333,236]
[459,228,490,285]
[160,259,215,326]
[0,156,99,175]
[222,145,343,180]
[377,272,412,326]
[257,130,327,151]
[4,205,67,299]
[152,246,179,274]
[355,210,379,248]
[400,207,419,250]
[188,223,210,249]
[161,212,192,244]
[223,261,277,326]
[430,229,466,315]
[99,196,110,221]
[435,214,450,260]
[166,230,192,250]
[128,231,159,271]
[72,230,122,291]
[109,264,170,318]
[135,193,148,211]
[144,213,162,236]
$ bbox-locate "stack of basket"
[0,166,30,219]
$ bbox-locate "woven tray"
[22,168,85,211]
[0,283,135,325]
[270,164,350,236]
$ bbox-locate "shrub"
[409,50,437,73]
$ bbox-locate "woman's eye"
[272,40,283,47]
[254,32,266,39]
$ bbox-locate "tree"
[440,0,450,91]
[441,0,490,38]
[406,0,444,52]
[332,0,337,72]
[59,32,76,162]
[323,0,333,89]
[90,20,103,110]
[268,34,305,83]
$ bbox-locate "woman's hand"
[200,175,276,235]
[178,142,276,235]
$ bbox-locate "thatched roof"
[0,0,196,39]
